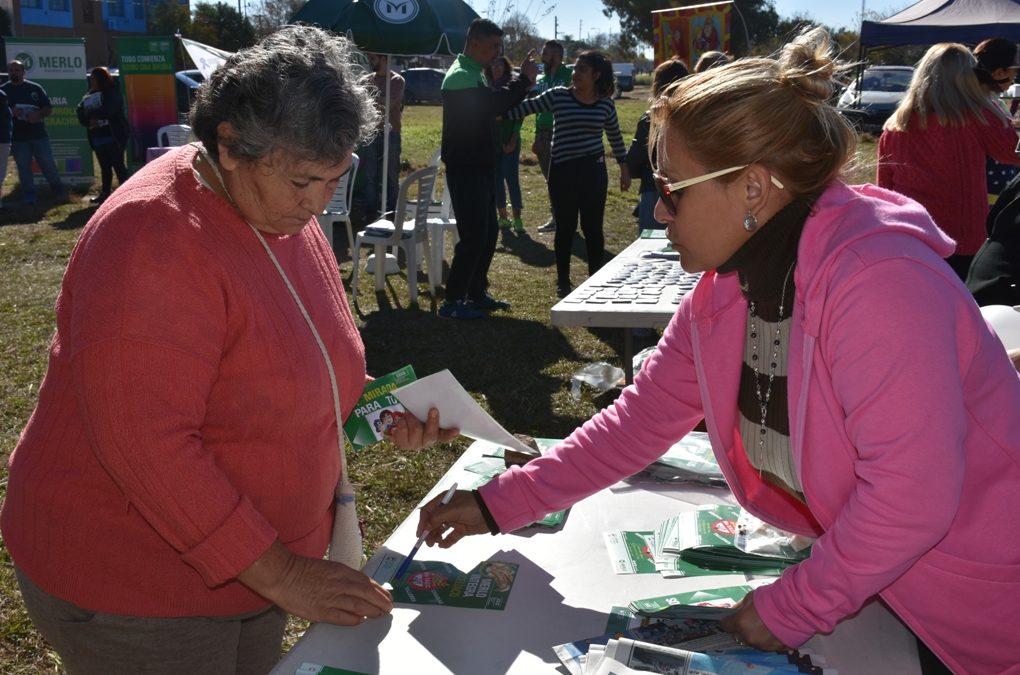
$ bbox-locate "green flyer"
[343,365,416,449]
[296,664,370,675]
[603,530,658,574]
[629,584,760,616]
[374,554,518,610]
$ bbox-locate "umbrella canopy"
[292,0,480,56]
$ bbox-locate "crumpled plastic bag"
[570,362,625,399]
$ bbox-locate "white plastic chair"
[412,148,460,295]
[425,180,459,295]
[316,153,360,251]
[350,165,439,305]
[157,124,193,147]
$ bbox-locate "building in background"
[3,0,190,66]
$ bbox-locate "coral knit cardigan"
[2,145,368,617]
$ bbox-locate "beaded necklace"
[747,261,795,455]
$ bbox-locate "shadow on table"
[405,549,608,674]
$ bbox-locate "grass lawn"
[0,87,878,673]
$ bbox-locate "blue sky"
[483,0,919,44]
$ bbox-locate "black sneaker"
[556,282,572,298]
[438,300,484,319]
[469,294,511,311]
[537,220,556,233]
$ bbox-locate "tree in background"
[248,0,306,39]
[148,2,193,37]
[190,2,257,52]
[501,10,544,62]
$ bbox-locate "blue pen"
[392,482,458,583]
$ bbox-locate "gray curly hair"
[190,24,379,165]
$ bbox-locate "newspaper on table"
[601,638,836,674]
[553,596,832,675]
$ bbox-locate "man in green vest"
[532,40,572,233]
[438,19,538,319]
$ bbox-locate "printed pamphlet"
[295,663,370,675]
[342,365,416,449]
[372,554,518,610]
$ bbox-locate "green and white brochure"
[342,365,416,449]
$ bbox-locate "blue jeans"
[11,137,66,202]
[496,150,522,212]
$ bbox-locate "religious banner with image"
[4,37,93,185]
[651,1,732,68]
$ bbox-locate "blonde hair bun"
[777,26,840,102]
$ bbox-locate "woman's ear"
[742,164,771,213]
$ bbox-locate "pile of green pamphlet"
[637,431,726,487]
[605,504,811,577]
[662,504,810,573]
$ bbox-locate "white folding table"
[551,237,698,383]
[271,441,922,675]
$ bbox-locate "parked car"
[613,62,635,98]
[400,67,445,104]
[837,65,914,129]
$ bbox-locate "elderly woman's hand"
[719,590,788,652]
[239,541,392,625]
[386,407,459,451]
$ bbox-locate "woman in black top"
[77,66,129,204]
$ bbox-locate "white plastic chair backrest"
[157,124,193,147]
[366,165,438,246]
[323,153,360,215]
[408,165,439,235]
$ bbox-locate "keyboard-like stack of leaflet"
[561,258,700,305]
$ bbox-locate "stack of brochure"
[604,505,810,577]
[659,504,810,574]
[636,431,727,487]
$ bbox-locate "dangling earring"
[743,210,758,232]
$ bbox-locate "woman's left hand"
[386,407,459,450]
[719,590,788,651]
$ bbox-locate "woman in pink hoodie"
[418,27,1020,675]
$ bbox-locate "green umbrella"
[292,0,480,56]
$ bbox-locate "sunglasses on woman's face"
[652,165,785,217]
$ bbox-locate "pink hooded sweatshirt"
[480,182,1020,674]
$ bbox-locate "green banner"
[115,36,178,171]
[4,37,93,185]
